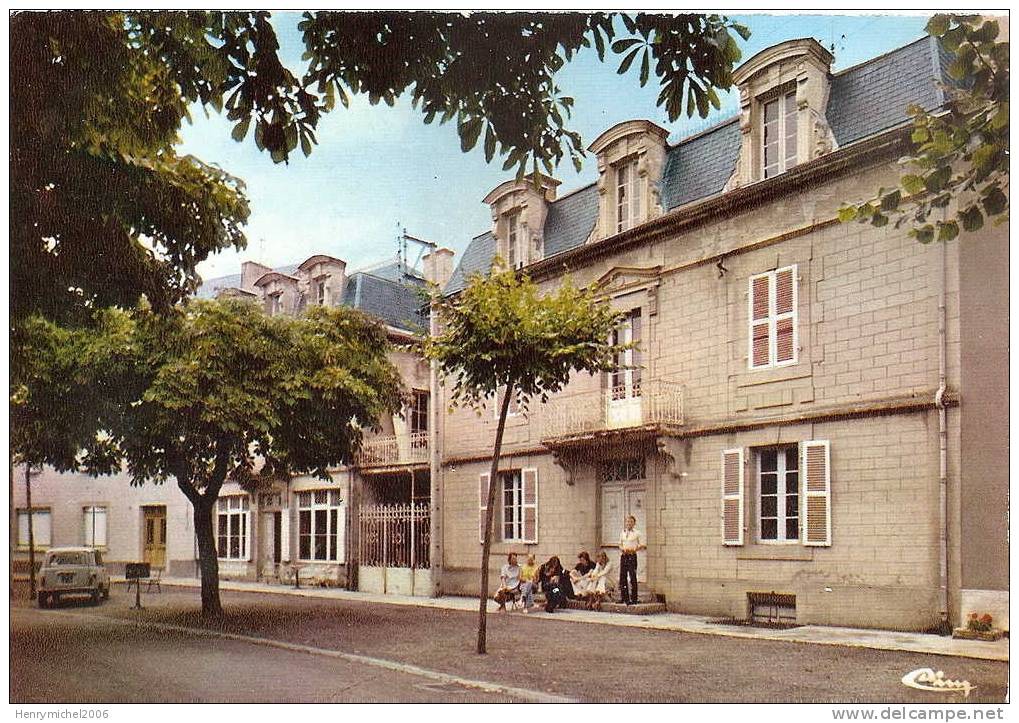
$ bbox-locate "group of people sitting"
[494,515,647,613]
[494,549,615,614]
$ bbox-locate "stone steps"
[531,591,666,615]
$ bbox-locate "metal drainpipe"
[428,297,441,597]
[935,237,949,629]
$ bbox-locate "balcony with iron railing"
[355,431,429,470]
[542,378,685,442]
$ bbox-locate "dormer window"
[615,158,642,233]
[763,90,798,179]
[483,174,560,273]
[587,120,668,243]
[507,212,521,269]
[726,39,836,190]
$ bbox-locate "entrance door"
[260,511,281,579]
[143,507,167,569]
[600,482,647,583]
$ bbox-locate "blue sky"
[181,12,933,281]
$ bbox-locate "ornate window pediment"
[594,265,663,314]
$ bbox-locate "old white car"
[38,547,110,608]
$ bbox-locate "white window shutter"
[721,449,745,545]
[479,472,490,544]
[775,266,797,364]
[801,440,831,547]
[522,468,538,543]
[749,274,771,369]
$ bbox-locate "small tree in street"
[424,264,624,654]
[12,300,403,617]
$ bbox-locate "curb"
[15,606,574,704]
[111,578,1009,663]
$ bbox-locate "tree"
[839,15,1008,242]
[10,11,749,327]
[11,299,403,616]
[424,264,624,653]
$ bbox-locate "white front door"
[600,482,647,583]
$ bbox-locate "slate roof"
[196,261,426,333]
[445,35,947,295]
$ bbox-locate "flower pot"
[952,627,1004,642]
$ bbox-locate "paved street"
[9,584,1009,703]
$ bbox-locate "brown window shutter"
[751,276,770,320]
[479,472,490,544]
[801,441,831,547]
[721,448,744,545]
[522,468,538,543]
[775,267,795,315]
[631,310,642,390]
[776,317,795,363]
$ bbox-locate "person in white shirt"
[586,551,614,610]
[495,553,521,611]
[618,515,645,605]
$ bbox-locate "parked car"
[37,547,110,608]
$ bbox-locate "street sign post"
[125,562,151,610]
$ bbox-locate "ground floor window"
[501,471,524,542]
[82,505,107,548]
[298,489,342,562]
[758,445,799,542]
[16,508,51,549]
[217,495,249,560]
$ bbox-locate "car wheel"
[91,589,101,605]
[101,586,110,601]
[51,593,60,608]
[37,593,48,609]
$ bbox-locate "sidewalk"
[114,576,1009,662]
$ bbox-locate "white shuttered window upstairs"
[748,265,798,370]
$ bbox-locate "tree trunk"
[477,388,513,654]
[193,499,223,618]
[26,465,36,601]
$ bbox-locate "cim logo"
[901,668,974,698]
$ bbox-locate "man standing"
[618,515,645,605]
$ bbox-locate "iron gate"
[359,503,430,570]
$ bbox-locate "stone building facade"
[434,36,1008,631]
[13,249,452,595]
[11,34,1008,632]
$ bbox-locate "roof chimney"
[240,261,273,292]
[423,248,455,290]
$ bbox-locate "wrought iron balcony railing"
[542,379,684,441]
[356,431,429,468]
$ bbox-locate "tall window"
[315,277,328,306]
[16,508,51,549]
[749,265,797,369]
[265,293,283,316]
[410,390,428,434]
[501,471,524,542]
[493,385,521,418]
[216,495,249,560]
[82,506,107,548]
[758,446,799,542]
[763,91,798,179]
[298,489,343,562]
[610,309,642,399]
[615,158,642,233]
[506,213,521,269]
